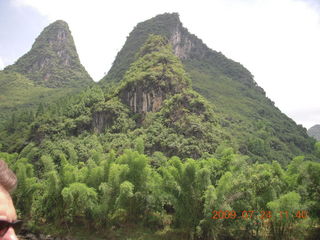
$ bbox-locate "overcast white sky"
[1,0,320,129]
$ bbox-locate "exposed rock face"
[120,85,166,114]
[117,35,191,115]
[5,20,93,88]
[167,16,208,61]
[169,24,193,60]
[92,111,114,133]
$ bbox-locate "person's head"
[0,160,20,240]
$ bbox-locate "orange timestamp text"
[212,210,308,220]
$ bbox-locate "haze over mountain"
[308,124,320,141]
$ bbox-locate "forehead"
[0,189,17,221]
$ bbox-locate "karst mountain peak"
[101,13,261,90]
[5,19,93,88]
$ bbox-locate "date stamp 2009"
[211,210,308,220]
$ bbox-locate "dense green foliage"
[0,70,81,127]
[1,146,319,239]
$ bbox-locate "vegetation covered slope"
[0,71,78,127]
[0,34,319,240]
[100,13,314,165]
[5,20,93,88]
[308,125,320,141]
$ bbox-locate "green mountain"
[100,13,314,164]
[308,125,320,141]
[0,14,315,163]
[5,20,93,88]
[0,15,319,240]
[2,35,222,157]
[0,20,93,128]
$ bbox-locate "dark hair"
[0,160,17,192]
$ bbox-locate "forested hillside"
[0,14,319,240]
[100,13,315,165]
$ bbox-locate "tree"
[12,158,40,217]
[114,181,135,220]
[61,182,97,223]
[197,185,217,240]
[134,137,145,154]
[267,192,302,240]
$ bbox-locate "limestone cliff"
[120,86,165,113]
[118,35,191,114]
